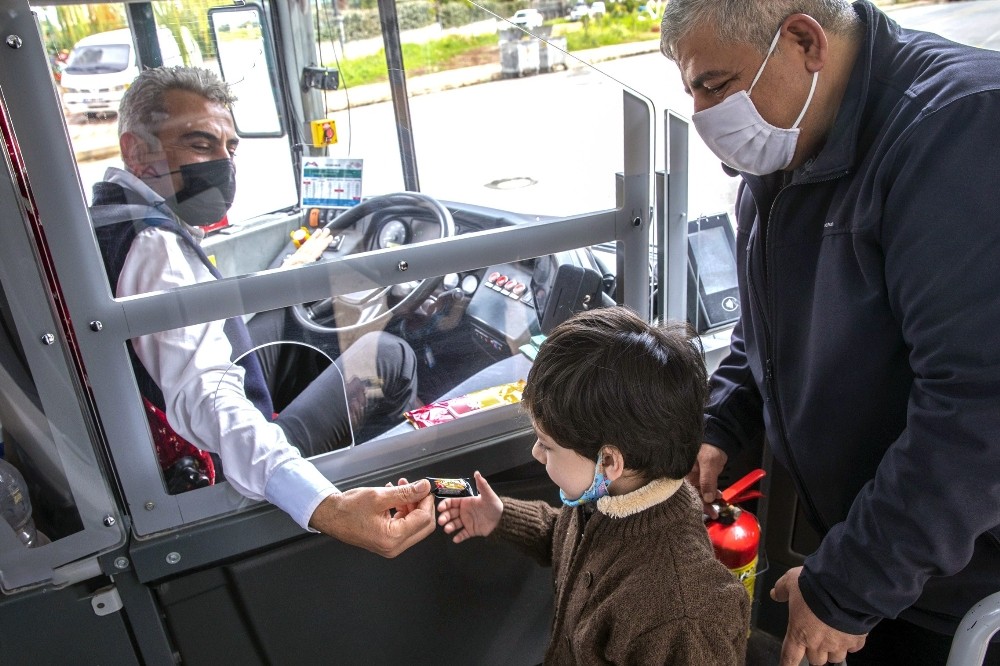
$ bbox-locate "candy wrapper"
[426,477,477,499]
[404,380,526,429]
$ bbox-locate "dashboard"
[371,216,443,249]
[359,204,548,357]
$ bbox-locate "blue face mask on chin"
[560,452,612,507]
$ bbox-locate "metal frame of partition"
[656,110,690,325]
[0,1,126,594]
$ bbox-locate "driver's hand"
[309,480,436,558]
[283,227,334,267]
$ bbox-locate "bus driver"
[90,66,435,557]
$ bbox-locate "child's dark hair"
[522,306,708,480]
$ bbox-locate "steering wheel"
[291,192,455,335]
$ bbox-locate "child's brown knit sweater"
[495,479,750,665]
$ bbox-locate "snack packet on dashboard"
[404,380,526,429]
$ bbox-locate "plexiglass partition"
[0,51,125,590]
[16,0,706,542]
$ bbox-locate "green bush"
[342,10,383,40]
[397,1,436,29]
[564,19,651,50]
[481,0,526,19]
[439,0,523,28]
[339,1,436,41]
[439,2,477,28]
[333,7,657,85]
[336,32,497,86]
[337,0,527,38]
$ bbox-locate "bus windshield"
[40,0,737,223]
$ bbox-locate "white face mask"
[691,28,819,175]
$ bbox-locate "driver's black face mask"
[162,158,237,227]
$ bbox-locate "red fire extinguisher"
[705,468,766,599]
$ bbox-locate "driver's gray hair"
[118,66,236,139]
[660,0,859,61]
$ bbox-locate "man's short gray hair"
[118,66,236,139]
[660,0,859,61]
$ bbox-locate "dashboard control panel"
[466,263,538,358]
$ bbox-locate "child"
[437,306,750,664]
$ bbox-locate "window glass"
[123,239,609,504]
[317,0,738,218]
[65,42,131,72]
[31,0,623,529]
[0,4,134,587]
[39,0,668,295]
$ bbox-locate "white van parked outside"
[60,27,201,118]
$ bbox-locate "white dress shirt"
[107,167,337,530]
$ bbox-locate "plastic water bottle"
[0,458,41,547]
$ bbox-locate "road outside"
[68,0,1000,222]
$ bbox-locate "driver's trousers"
[248,309,418,455]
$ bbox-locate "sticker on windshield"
[300,157,363,208]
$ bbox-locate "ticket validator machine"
[687,213,740,334]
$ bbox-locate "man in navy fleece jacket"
[661,1,1000,664]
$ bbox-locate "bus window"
[314,0,738,219]
[316,0,634,216]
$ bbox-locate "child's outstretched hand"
[437,471,503,543]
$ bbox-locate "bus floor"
[747,628,787,666]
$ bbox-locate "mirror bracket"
[302,66,340,93]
